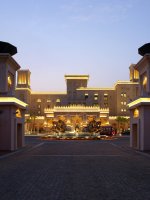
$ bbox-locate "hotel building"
[15,66,139,132]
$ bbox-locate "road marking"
[26,142,44,152]
[31,154,121,157]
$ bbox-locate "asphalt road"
[0,136,150,200]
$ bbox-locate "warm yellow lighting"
[31,91,66,94]
[77,88,115,91]
[128,98,150,108]
[16,88,31,92]
[37,99,41,102]
[114,81,139,88]
[0,97,27,108]
[65,75,89,80]
[56,99,61,103]
[16,109,22,118]
[134,70,139,79]
[8,76,12,86]
[18,74,27,84]
[143,76,147,87]
[133,108,139,118]
[46,114,54,118]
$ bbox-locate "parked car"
[100,126,115,136]
[121,130,130,135]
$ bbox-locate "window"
[121,93,126,97]
[121,102,126,105]
[56,99,61,103]
[85,93,88,99]
[94,97,98,100]
[104,103,108,107]
[47,99,51,102]
[38,104,41,108]
[37,99,41,102]
[104,93,108,101]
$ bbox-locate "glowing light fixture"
[0,97,27,107]
[143,76,147,87]
[16,109,22,118]
[133,108,139,118]
[8,76,12,86]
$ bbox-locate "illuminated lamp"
[143,76,147,87]
[16,109,22,118]
[133,108,139,118]
[8,76,12,86]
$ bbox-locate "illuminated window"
[38,104,41,108]
[121,109,126,112]
[47,99,51,102]
[121,93,126,97]
[104,94,108,101]
[85,93,88,99]
[56,99,61,103]
[94,97,98,100]
[37,99,41,102]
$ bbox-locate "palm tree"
[116,116,129,134]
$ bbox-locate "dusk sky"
[1,0,150,91]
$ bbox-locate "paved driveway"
[0,136,150,200]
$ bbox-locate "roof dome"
[138,43,150,56]
[0,41,17,56]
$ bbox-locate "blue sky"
[1,0,150,91]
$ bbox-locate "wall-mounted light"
[8,76,12,87]
[143,76,147,87]
[133,108,139,118]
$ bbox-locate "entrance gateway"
[128,43,150,151]
[44,105,109,132]
[0,42,27,151]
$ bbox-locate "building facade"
[15,67,139,133]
